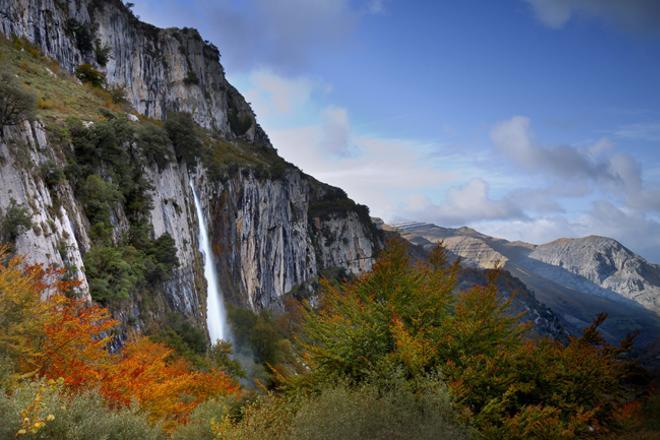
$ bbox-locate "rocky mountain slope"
[0,0,574,346]
[376,226,568,341]
[397,223,660,346]
[0,0,381,337]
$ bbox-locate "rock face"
[398,223,660,346]
[0,0,381,333]
[393,228,568,341]
[0,0,259,135]
[0,121,91,297]
[529,236,660,313]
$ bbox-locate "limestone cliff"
[1,0,258,135]
[0,0,381,335]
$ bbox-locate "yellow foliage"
[0,247,51,383]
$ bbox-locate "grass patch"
[0,35,130,124]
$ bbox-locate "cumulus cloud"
[269,123,453,219]
[134,0,380,72]
[524,0,660,33]
[491,116,610,181]
[491,116,660,212]
[477,202,660,262]
[401,179,526,226]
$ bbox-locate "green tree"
[83,245,146,303]
[291,239,639,439]
[0,74,35,129]
[75,64,106,88]
[165,112,203,164]
[0,200,33,243]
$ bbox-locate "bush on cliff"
[75,64,106,88]
[165,111,203,164]
[0,200,32,243]
[0,73,36,129]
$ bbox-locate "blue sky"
[133,0,660,261]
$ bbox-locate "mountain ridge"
[396,222,660,346]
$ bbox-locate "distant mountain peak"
[396,221,660,346]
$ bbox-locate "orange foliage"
[1,251,238,430]
[40,296,116,387]
[36,294,239,429]
[100,337,238,428]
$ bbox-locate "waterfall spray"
[190,182,229,344]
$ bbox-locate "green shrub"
[78,174,123,227]
[75,64,106,88]
[94,40,111,66]
[228,308,285,367]
[0,200,32,242]
[0,380,164,439]
[108,85,127,104]
[208,379,468,440]
[69,118,132,173]
[0,73,36,128]
[136,123,173,170]
[165,112,203,164]
[291,240,642,438]
[154,313,207,357]
[84,245,146,303]
[228,109,252,136]
[171,398,235,440]
[289,380,468,440]
[84,233,178,304]
[144,233,179,281]
[65,19,95,54]
[68,118,153,228]
[39,160,65,189]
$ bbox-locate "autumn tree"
[37,296,239,431]
[0,248,238,431]
[291,238,640,439]
[0,249,50,383]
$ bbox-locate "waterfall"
[190,182,229,344]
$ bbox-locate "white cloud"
[491,116,611,181]
[135,0,382,72]
[400,179,526,226]
[367,0,386,15]
[320,106,352,156]
[243,70,320,116]
[269,123,454,220]
[234,64,660,261]
[491,116,660,213]
[524,0,660,33]
[614,121,660,142]
[476,202,660,261]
